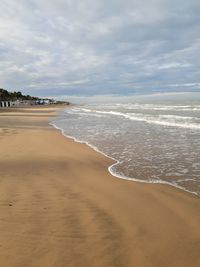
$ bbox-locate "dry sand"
[0,106,200,267]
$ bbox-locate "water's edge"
[49,121,198,197]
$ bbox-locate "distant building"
[44,99,50,105]
[0,98,59,108]
[35,99,50,105]
[0,101,11,107]
[0,100,34,107]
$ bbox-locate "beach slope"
[0,107,200,267]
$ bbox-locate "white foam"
[102,103,200,111]
[74,108,200,130]
[49,121,199,197]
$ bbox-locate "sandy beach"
[0,106,200,267]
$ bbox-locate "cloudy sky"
[0,0,200,97]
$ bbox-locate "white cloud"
[158,62,192,70]
[0,0,200,95]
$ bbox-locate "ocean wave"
[49,121,198,196]
[69,108,200,130]
[111,103,200,111]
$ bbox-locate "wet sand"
[0,106,200,267]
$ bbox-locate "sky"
[0,0,200,97]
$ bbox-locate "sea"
[50,92,200,196]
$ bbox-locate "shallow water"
[51,94,200,195]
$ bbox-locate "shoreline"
[0,106,200,266]
[50,120,199,198]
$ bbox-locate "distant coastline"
[0,87,70,108]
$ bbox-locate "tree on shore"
[0,88,39,101]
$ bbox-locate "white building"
[0,101,11,107]
[0,100,20,107]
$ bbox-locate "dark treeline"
[0,88,70,105]
[0,88,41,101]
